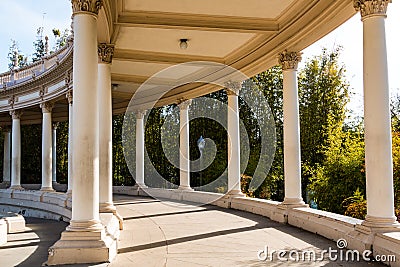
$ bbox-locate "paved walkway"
[0,195,386,266]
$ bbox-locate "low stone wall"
[0,189,71,222]
[1,186,399,266]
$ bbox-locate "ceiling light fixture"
[179,39,188,50]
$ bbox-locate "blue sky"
[0,0,71,67]
[0,0,398,119]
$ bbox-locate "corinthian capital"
[225,81,242,96]
[178,99,192,110]
[278,50,302,70]
[71,0,103,15]
[66,90,73,105]
[98,43,114,63]
[10,110,23,120]
[354,0,391,18]
[135,109,147,119]
[41,102,54,113]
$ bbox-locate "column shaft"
[70,13,101,230]
[283,69,303,204]
[67,91,73,194]
[135,110,146,187]
[52,124,57,183]
[10,111,22,189]
[362,12,397,226]
[3,129,11,184]
[278,51,305,206]
[41,106,54,191]
[227,90,242,195]
[178,100,193,191]
[98,61,115,213]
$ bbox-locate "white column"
[354,0,398,228]
[9,110,22,190]
[66,90,73,194]
[41,102,54,191]
[178,99,193,191]
[225,83,243,196]
[2,127,11,184]
[135,109,147,188]
[69,3,102,232]
[98,43,116,213]
[52,123,58,184]
[46,2,117,266]
[278,51,305,207]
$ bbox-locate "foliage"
[250,67,284,200]
[32,27,45,62]
[342,188,367,220]
[55,122,69,184]
[298,47,350,197]
[113,114,132,185]
[20,124,41,183]
[308,128,365,214]
[391,132,400,213]
[8,40,28,69]
[52,28,70,51]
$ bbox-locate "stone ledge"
[230,196,282,221]
[288,207,361,242]
[0,189,71,221]
[0,212,25,233]
[0,219,7,245]
[373,232,400,267]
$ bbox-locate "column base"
[178,185,194,191]
[133,183,148,189]
[46,228,117,265]
[9,185,23,190]
[40,187,55,192]
[361,215,400,231]
[281,197,308,208]
[343,216,400,252]
[66,189,72,195]
[226,189,245,197]
[46,219,117,265]
[100,203,124,230]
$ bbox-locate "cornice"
[118,11,279,33]
[0,46,73,98]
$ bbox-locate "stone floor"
[0,195,387,266]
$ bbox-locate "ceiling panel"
[124,0,295,19]
[115,27,256,57]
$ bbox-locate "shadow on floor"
[2,217,67,267]
[115,195,385,267]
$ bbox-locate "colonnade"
[1,0,397,229]
[0,0,397,264]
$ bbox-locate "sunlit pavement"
[0,195,386,266]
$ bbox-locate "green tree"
[32,27,45,62]
[250,67,284,200]
[298,47,350,198]
[52,28,70,50]
[8,40,28,69]
[308,126,365,214]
